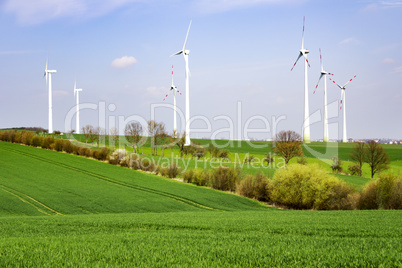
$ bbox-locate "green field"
[1,141,402,266]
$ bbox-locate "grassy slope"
[0,141,267,216]
[0,210,400,267]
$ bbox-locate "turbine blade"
[301,16,305,49]
[302,51,310,67]
[329,78,343,89]
[291,53,303,71]
[343,75,357,87]
[183,20,192,51]
[319,48,323,71]
[314,73,324,94]
[170,50,183,57]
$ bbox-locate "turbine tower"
[74,80,83,134]
[314,49,334,143]
[329,75,357,143]
[291,16,311,143]
[171,20,192,146]
[163,65,182,137]
[44,57,57,134]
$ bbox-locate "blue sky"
[0,0,401,140]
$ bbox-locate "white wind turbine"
[74,80,83,134]
[163,65,182,137]
[171,20,192,146]
[291,16,311,143]
[44,57,57,134]
[314,49,334,143]
[329,75,357,143]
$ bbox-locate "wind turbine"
[314,49,334,142]
[44,57,57,134]
[74,80,83,134]
[291,16,311,143]
[329,75,357,143]
[163,65,182,137]
[171,20,192,146]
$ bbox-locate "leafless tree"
[124,122,143,153]
[109,127,119,148]
[364,140,390,178]
[350,142,365,176]
[273,130,303,165]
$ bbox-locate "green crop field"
[1,141,401,266]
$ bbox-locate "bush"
[54,139,64,152]
[41,136,55,149]
[210,166,240,192]
[183,169,194,183]
[359,174,402,210]
[78,147,92,157]
[237,172,270,201]
[348,164,362,176]
[72,145,81,155]
[331,157,343,173]
[62,140,74,154]
[108,149,127,165]
[297,156,308,165]
[139,158,157,173]
[270,164,356,210]
[161,162,181,179]
[93,147,109,161]
[21,132,35,146]
[31,136,43,147]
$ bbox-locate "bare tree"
[124,122,143,153]
[147,120,157,155]
[175,132,186,158]
[81,125,93,143]
[350,142,365,176]
[109,127,119,148]
[273,130,303,165]
[364,140,390,178]
[155,122,169,156]
[96,127,106,146]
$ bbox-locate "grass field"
[1,141,401,266]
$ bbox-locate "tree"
[81,125,94,143]
[272,130,303,165]
[155,122,169,156]
[109,127,119,148]
[147,120,157,155]
[125,122,143,153]
[350,142,365,176]
[175,132,186,158]
[364,140,390,178]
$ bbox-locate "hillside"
[0,141,267,216]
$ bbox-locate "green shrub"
[139,158,157,173]
[72,145,81,155]
[78,147,92,157]
[183,169,194,183]
[210,166,240,192]
[237,172,270,201]
[389,177,402,209]
[359,174,402,210]
[194,169,209,186]
[161,162,181,179]
[297,156,308,165]
[348,164,362,176]
[331,157,343,173]
[270,164,356,210]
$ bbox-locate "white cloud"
[111,56,138,69]
[338,37,359,46]
[194,0,306,13]
[392,66,402,74]
[3,0,139,25]
[382,57,396,64]
[379,1,402,8]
